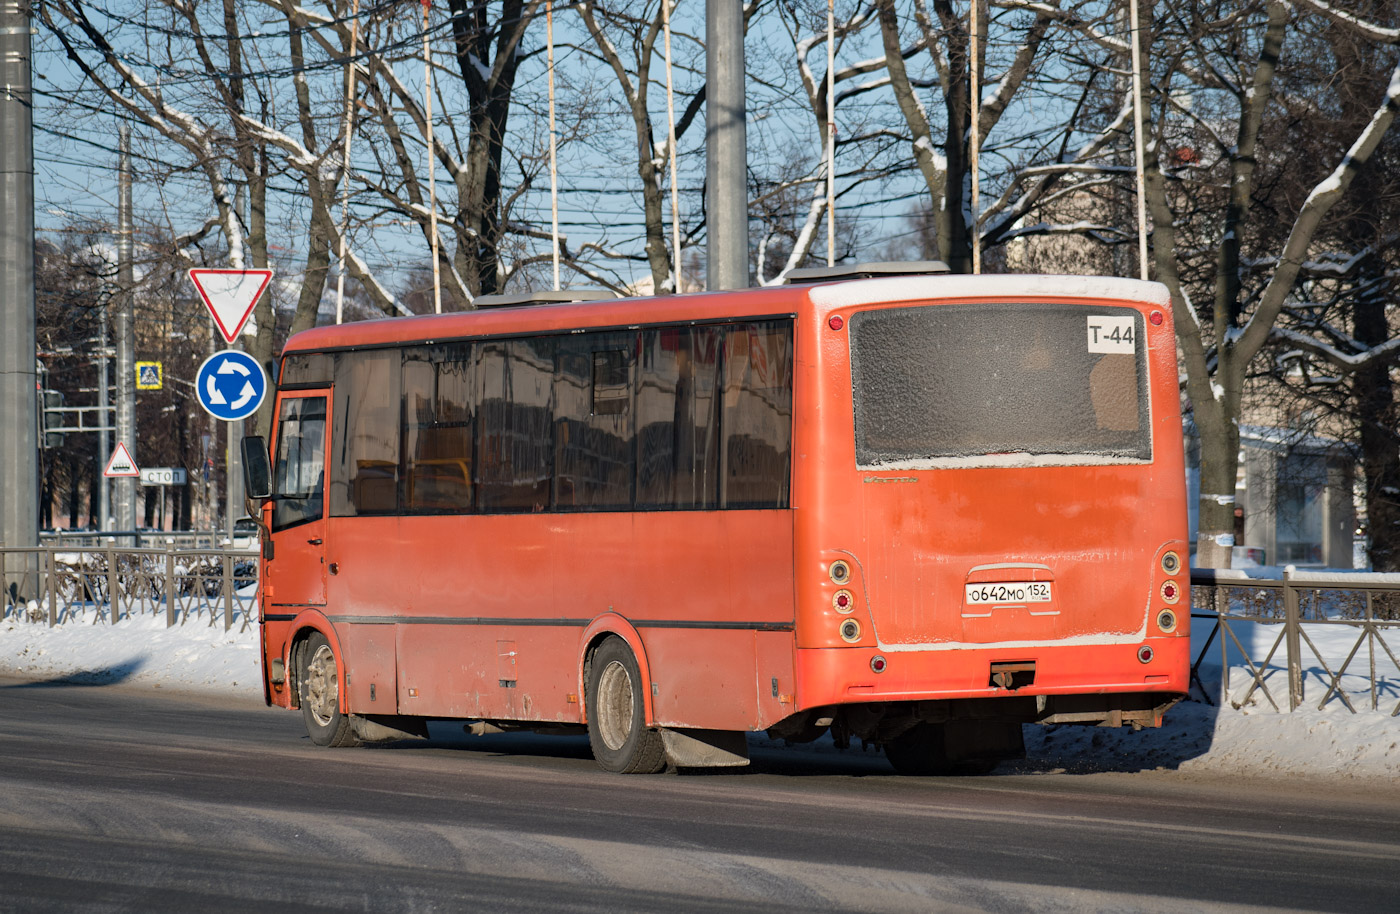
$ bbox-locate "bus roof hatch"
[782,260,950,285]
[474,290,618,308]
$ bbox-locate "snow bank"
[1,608,1395,779]
[0,611,262,698]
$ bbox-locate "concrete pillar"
[705,0,749,290]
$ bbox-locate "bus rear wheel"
[884,722,1006,776]
[299,632,357,748]
[586,637,666,774]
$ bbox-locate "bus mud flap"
[659,728,750,768]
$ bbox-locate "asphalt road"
[2,676,1398,913]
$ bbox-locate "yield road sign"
[189,269,273,344]
[196,350,268,422]
[104,442,140,478]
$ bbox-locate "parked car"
[231,517,259,550]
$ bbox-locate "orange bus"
[243,265,1190,774]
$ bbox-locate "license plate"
[964,581,1052,605]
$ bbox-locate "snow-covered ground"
[0,610,263,697]
[1,599,1396,779]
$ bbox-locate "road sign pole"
[190,268,271,537]
[227,416,244,541]
[114,125,137,535]
[97,308,110,530]
[226,339,244,541]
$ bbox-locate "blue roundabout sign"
[196,349,268,422]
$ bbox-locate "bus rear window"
[849,302,1150,468]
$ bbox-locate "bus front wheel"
[586,637,666,774]
[299,632,357,748]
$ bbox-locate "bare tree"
[876,0,1157,273]
[1255,1,1400,569]
[573,0,708,292]
[1140,0,1400,567]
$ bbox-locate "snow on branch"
[1270,327,1400,372]
[1235,62,1400,364]
[1288,0,1400,44]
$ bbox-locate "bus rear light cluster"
[839,619,862,643]
[1137,645,1154,664]
[1157,609,1178,633]
[833,589,854,613]
[1160,580,1181,604]
[829,560,850,585]
[870,655,887,674]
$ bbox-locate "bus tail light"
[829,560,850,584]
[833,589,854,613]
[1137,645,1154,664]
[870,655,887,673]
[839,619,862,643]
[1160,580,1180,604]
[1161,551,1181,575]
[1157,609,1177,633]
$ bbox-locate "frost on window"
[849,302,1150,468]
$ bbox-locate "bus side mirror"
[242,436,272,500]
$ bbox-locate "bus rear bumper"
[793,637,1189,725]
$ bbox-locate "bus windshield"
[849,302,1151,468]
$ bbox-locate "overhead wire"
[35,0,949,289]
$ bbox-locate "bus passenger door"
[266,392,330,609]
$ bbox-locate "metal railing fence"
[39,530,257,551]
[1,545,257,631]
[1190,568,1400,716]
[6,546,1400,715]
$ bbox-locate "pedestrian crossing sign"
[136,361,163,390]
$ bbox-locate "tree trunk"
[1353,263,1399,570]
[933,0,971,273]
[448,0,531,298]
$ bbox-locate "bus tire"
[884,723,1003,776]
[586,637,666,774]
[883,723,956,776]
[299,632,357,748]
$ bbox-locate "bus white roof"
[807,274,1171,309]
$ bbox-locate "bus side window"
[636,326,721,509]
[476,339,555,513]
[271,397,326,532]
[554,331,636,511]
[331,350,401,516]
[721,321,793,509]
[402,344,476,513]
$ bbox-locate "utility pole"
[97,307,111,530]
[0,0,38,564]
[114,124,136,534]
[705,0,749,291]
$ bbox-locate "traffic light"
[40,389,66,449]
